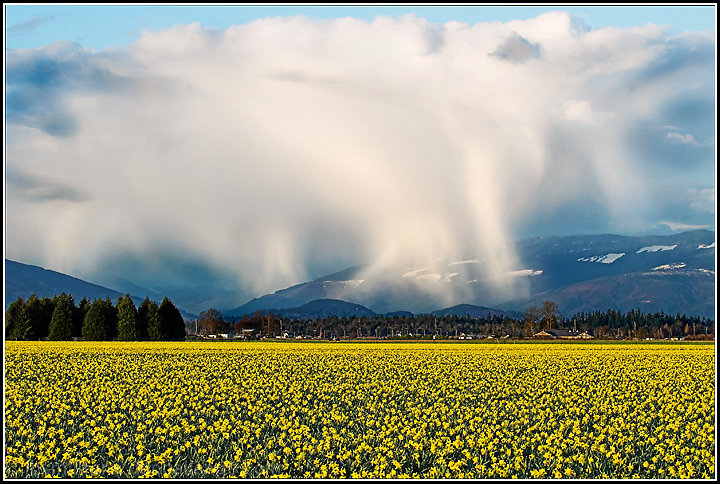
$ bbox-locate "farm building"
[534,329,593,339]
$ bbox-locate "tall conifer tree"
[5,297,25,340]
[48,293,76,341]
[158,297,186,341]
[138,298,159,341]
[117,294,139,341]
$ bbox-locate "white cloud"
[666,131,700,145]
[4,12,716,304]
[660,221,711,232]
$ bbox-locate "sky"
[3,4,717,309]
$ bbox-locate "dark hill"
[261,299,376,320]
[5,259,198,321]
[432,304,520,319]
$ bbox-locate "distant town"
[191,301,714,342]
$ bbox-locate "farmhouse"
[534,329,593,339]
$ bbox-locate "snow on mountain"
[330,279,364,287]
[637,244,677,253]
[577,253,625,264]
[447,259,485,266]
[652,262,686,271]
[443,273,460,282]
[508,269,543,277]
[402,267,430,278]
[221,229,715,318]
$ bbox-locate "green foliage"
[82,298,118,341]
[21,294,42,340]
[9,312,32,341]
[5,297,26,340]
[158,297,186,341]
[138,298,159,341]
[48,293,76,341]
[72,298,90,337]
[116,295,139,341]
[12,294,55,341]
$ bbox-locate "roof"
[535,329,581,338]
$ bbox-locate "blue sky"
[4,4,717,309]
[5,4,717,50]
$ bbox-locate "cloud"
[660,221,712,232]
[5,42,143,137]
[489,32,541,63]
[8,14,55,35]
[4,12,716,309]
[6,170,90,203]
[687,188,715,213]
[665,131,700,145]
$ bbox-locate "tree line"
[7,294,714,341]
[5,293,186,341]
[193,301,714,340]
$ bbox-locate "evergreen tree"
[117,294,139,341]
[48,293,76,341]
[82,299,108,341]
[82,298,117,341]
[138,298,160,341]
[5,297,26,340]
[39,297,56,339]
[73,297,91,337]
[158,297,186,341]
[22,294,44,340]
[105,297,119,340]
[9,302,32,341]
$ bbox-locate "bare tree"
[198,308,225,335]
[540,300,559,330]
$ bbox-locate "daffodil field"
[4,341,715,479]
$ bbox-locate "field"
[4,341,715,479]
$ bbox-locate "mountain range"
[223,230,715,319]
[4,259,199,321]
[5,230,716,320]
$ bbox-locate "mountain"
[225,230,715,318]
[503,271,715,319]
[256,299,376,320]
[7,230,715,321]
[225,269,367,317]
[4,259,198,321]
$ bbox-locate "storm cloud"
[4,12,715,308]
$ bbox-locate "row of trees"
[5,294,186,341]
[193,302,713,340]
[7,294,714,341]
[195,309,279,337]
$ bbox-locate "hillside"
[5,260,198,321]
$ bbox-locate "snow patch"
[636,244,677,253]
[402,267,429,278]
[577,253,625,264]
[652,263,686,271]
[698,242,715,249]
[441,273,459,283]
[448,259,484,266]
[508,269,543,277]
